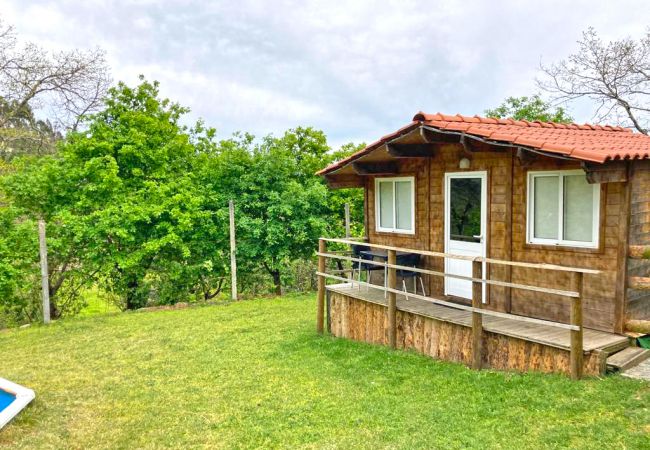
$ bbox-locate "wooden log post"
[38,219,51,324]
[471,259,483,370]
[387,249,397,348]
[344,204,352,281]
[229,200,238,301]
[317,239,327,334]
[570,272,584,380]
[626,319,650,333]
[344,203,351,238]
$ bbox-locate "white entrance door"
[444,172,487,300]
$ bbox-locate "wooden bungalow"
[315,112,650,378]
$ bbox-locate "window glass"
[533,175,559,239]
[563,174,593,242]
[395,181,412,230]
[449,178,481,242]
[378,181,394,229]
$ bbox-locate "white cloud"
[1,0,649,146]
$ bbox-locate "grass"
[0,294,648,449]
[77,288,121,317]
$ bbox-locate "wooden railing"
[315,237,600,380]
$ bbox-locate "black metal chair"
[396,253,426,298]
[351,244,384,288]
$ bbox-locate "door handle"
[473,235,483,242]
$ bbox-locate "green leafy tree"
[4,78,228,310]
[485,95,573,123]
[0,205,40,326]
[324,142,366,238]
[195,129,365,296]
[1,75,368,322]
[201,129,330,295]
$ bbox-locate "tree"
[4,78,227,311]
[204,128,330,295]
[0,99,61,160]
[1,72,367,319]
[0,205,39,326]
[485,95,573,123]
[0,20,110,159]
[324,142,365,237]
[539,28,650,134]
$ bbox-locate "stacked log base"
[328,292,604,377]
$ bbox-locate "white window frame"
[527,169,600,248]
[375,176,415,234]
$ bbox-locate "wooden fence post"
[471,259,483,370]
[570,271,584,380]
[387,249,397,348]
[229,200,238,301]
[38,219,51,324]
[317,239,326,334]
[344,203,351,238]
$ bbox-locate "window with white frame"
[527,170,600,248]
[375,177,415,233]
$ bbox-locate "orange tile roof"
[318,112,650,175]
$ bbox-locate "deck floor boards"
[327,283,628,352]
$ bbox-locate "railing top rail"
[317,252,580,298]
[320,237,601,275]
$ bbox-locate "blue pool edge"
[0,378,35,430]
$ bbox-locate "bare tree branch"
[538,27,650,134]
[0,19,111,159]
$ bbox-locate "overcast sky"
[2,0,650,148]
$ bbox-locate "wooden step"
[606,347,650,372]
[600,338,631,356]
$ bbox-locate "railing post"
[387,249,397,348]
[317,239,326,334]
[472,258,483,370]
[570,271,584,380]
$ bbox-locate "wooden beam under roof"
[386,143,436,158]
[420,127,460,144]
[459,133,475,158]
[324,174,364,189]
[516,147,537,167]
[583,161,628,184]
[352,161,399,176]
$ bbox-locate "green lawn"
[77,287,122,317]
[0,294,648,449]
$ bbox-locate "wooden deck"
[326,283,628,352]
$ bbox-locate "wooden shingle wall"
[510,159,622,332]
[627,160,650,320]
[362,147,624,332]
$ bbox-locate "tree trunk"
[263,261,283,296]
[271,270,282,296]
[47,284,61,319]
[125,279,141,310]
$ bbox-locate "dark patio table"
[359,249,415,262]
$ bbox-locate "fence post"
[229,200,238,301]
[570,271,584,380]
[387,249,397,348]
[317,239,326,334]
[471,258,483,370]
[38,219,50,324]
[344,203,351,238]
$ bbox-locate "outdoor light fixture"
[459,157,470,169]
